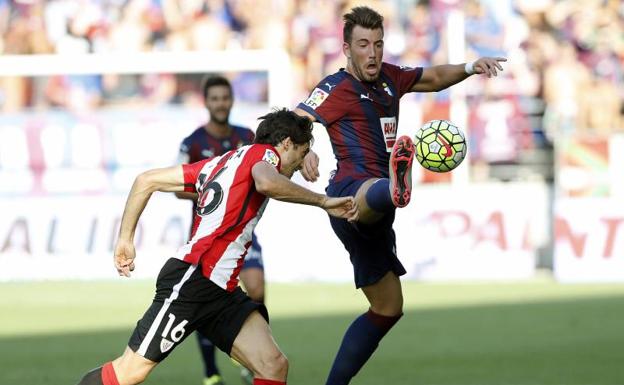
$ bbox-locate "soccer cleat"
[203,374,225,385]
[389,135,415,207]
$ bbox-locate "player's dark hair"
[343,6,384,43]
[254,109,313,146]
[202,75,232,100]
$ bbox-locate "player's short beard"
[357,66,378,82]
[350,59,379,82]
[210,112,229,125]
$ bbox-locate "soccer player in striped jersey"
[75,109,358,385]
[176,75,265,385]
[294,6,506,385]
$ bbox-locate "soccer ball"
[414,120,467,172]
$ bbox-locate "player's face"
[205,85,233,125]
[344,26,384,82]
[280,141,311,178]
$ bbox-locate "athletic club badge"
[160,338,174,353]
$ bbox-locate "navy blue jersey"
[179,124,255,164]
[297,63,422,184]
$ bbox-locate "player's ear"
[277,136,292,150]
[343,41,351,59]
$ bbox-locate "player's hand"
[321,196,359,223]
[473,57,507,78]
[114,239,136,278]
[300,150,320,182]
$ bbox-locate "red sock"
[253,379,286,385]
[101,362,120,385]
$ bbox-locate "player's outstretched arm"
[115,166,186,277]
[411,57,507,92]
[252,161,358,222]
[322,196,359,223]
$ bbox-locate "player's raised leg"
[388,135,415,208]
[76,347,157,385]
[325,272,403,385]
[354,135,415,224]
[230,311,288,385]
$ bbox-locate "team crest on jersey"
[160,338,174,353]
[379,117,397,152]
[262,149,279,167]
[303,87,329,109]
[382,82,393,96]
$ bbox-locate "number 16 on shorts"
[160,313,188,353]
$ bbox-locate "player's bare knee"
[371,302,403,317]
[256,350,288,379]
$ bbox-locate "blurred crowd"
[0,0,623,177]
[1,0,622,131]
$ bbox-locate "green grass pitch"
[1,279,624,385]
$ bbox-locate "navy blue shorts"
[326,177,406,288]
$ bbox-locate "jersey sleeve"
[182,158,209,192]
[383,63,424,98]
[296,78,347,126]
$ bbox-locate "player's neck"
[345,64,376,85]
[344,64,362,82]
[205,121,232,138]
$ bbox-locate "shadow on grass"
[2,294,624,385]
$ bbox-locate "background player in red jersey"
[75,109,358,385]
[294,6,506,385]
[176,75,264,385]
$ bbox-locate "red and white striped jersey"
[175,143,280,291]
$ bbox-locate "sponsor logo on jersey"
[399,65,415,71]
[201,149,215,158]
[360,93,372,101]
[303,87,329,109]
[262,149,280,167]
[379,117,397,152]
[160,338,174,353]
[324,82,336,91]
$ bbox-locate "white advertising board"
[394,183,546,281]
[554,198,624,283]
[0,183,546,282]
[0,194,192,280]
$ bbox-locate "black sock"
[325,310,402,385]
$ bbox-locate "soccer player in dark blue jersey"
[295,6,506,385]
[177,75,264,385]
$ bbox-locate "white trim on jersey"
[174,155,222,259]
[137,263,197,357]
[209,200,267,289]
[174,149,243,261]
[174,145,272,290]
